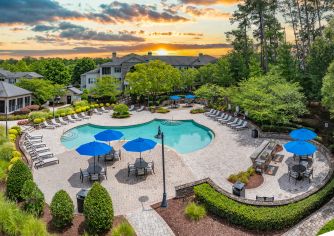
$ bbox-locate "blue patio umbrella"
[94,130,123,145]
[170,95,181,101]
[123,137,157,160]
[289,128,317,141]
[284,141,317,156]
[76,141,112,173]
[185,95,196,100]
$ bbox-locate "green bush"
[112,113,130,118]
[156,107,170,113]
[0,159,10,181]
[0,142,15,161]
[8,129,18,135]
[20,180,44,216]
[29,111,49,121]
[33,118,43,124]
[184,202,206,221]
[10,126,22,134]
[111,221,136,236]
[190,108,205,114]
[50,190,74,229]
[0,115,29,121]
[317,218,334,235]
[6,160,33,201]
[0,193,48,236]
[84,182,114,234]
[227,167,255,185]
[74,100,89,108]
[113,104,130,118]
[194,180,334,231]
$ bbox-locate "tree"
[72,58,96,86]
[275,43,299,82]
[194,84,227,106]
[40,59,71,85]
[321,60,334,118]
[89,76,120,102]
[125,60,181,101]
[180,68,199,91]
[229,72,307,125]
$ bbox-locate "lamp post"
[156,127,167,208]
[5,102,8,138]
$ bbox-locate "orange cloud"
[179,0,239,5]
[185,6,231,18]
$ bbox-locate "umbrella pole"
[94,156,96,174]
[140,152,142,162]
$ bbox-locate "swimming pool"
[61,119,214,154]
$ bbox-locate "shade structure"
[185,95,196,99]
[170,95,181,101]
[289,128,317,141]
[284,141,317,156]
[123,137,157,153]
[94,130,123,142]
[76,141,112,173]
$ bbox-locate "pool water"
[61,119,214,154]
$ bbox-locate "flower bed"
[194,179,334,231]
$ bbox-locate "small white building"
[59,86,83,105]
[0,68,43,84]
[0,81,32,114]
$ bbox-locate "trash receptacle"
[77,189,89,213]
[232,181,245,197]
[252,129,258,138]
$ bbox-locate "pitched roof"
[67,86,83,95]
[0,69,14,77]
[81,68,99,75]
[0,82,32,98]
[0,68,43,79]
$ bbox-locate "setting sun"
[156,49,168,55]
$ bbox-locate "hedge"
[84,182,113,234]
[20,180,45,216]
[6,160,33,201]
[194,179,334,231]
[50,190,74,228]
[317,218,334,235]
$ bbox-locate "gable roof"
[0,68,43,79]
[67,86,83,95]
[81,68,99,75]
[0,82,32,98]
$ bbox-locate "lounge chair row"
[23,134,59,168]
[205,109,248,130]
[128,105,145,112]
[41,112,90,129]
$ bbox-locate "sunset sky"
[0,0,247,58]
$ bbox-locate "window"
[114,67,121,73]
[17,98,23,109]
[8,78,15,84]
[0,101,4,113]
[9,99,16,112]
[88,78,96,84]
[102,67,111,75]
[24,96,30,106]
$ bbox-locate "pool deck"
[29,106,330,216]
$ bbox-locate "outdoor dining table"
[292,164,306,180]
[134,158,148,169]
[87,164,103,175]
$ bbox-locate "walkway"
[283,197,334,236]
[126,207,174,236]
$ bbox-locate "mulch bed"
[245,174,264,189]
[42,204,128,236]
[153,197,284,236]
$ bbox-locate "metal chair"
[146,161,155,174]
[90,173,100,181]
[101,167,107,179]
[128,163,135,177]
[303,168,313,183]
[80,168,89,183]
[289,171,299,185]
[114,149,121,161]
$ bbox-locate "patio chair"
[26,134,43,139]
[114,150,121,161]
[25,141,47,150]
[219,115,232,124]
[104,153,114,162]
[128,163,136,176]
[227,118,240,127]
[146,161,155,174]
[229,119,243,128]
[136,168,146,176]
[57,117,68,125]
[129,105,135,111]
[216,113,228,121]
[303,168,313,183]
[100,107,109,113]
[90,173,100,181]
[234,121,248,130]
[24,138,42,145]
[51,118,62,127]
[79,112,90,119]
[72,114,82,121]
[300,160,309,168]
[208,110,219,118]
[34,156,59,169]
[204,109,214,116]
[80,168,90,183]
[100,167,107,179]
[289,171,299,185]
[41,121,55,129]
[211,111,224,119]
[93,108,102,115]
[29,146,50,155]
[136,106,145,112]
[31,151,54,161]
[67,115,77,123]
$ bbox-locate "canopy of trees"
[89,76,120,102]
[321,60,334,118]
[72,58,96,86]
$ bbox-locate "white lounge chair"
[72,114,82,121]
[208,110,219,118]
[41,121,55,129]
[216,113,228,122]
[100,107,109,113]
[26,134,43,139]
[25,135,42,142]
[31,151,54,161]
[136,106,145,112]
[227,118,239,126]
[79,112,90,119]
[34,156,59,169]
[210,111,221,119]
[235,121,248,130]
[205,109,214,116]
[214,112,226,121]
[67,115,76,123]
[25,141,47,150]
[220,116,233,124]
[93,109,102,115]
[31,146,50,154]
[58,117,68,125]
[129,105,135,111]
[51,119,62,127]
[229,119,243,128]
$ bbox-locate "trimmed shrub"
[10,157,21,164]
[17,120,30,126]
[184,202,206,221]
[6,160,33,201]
[194,180,334,231]
[111,221,136,236]
[227,167,255,185]
[12,151,21,158]
[190,108,205,114]
[84,182,113,234]
[113,104,130,118]
[8,129,18,135]
[74,100,89,108]
[156,107,170,113]
[11,126,22,134]
[25,105,40,111]
[33,118,43,124]
[50,190,74,229]
[0,193,48,236]
[20,180,44,216]
[0,142,15,161]
[29,111,48,121]
[0,159,10,181]
[317,218,334,235]
[16,107,31,115]
[9,134,16,143]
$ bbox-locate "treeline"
[0,57,110,86]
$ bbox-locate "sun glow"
[156,49,168,55]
